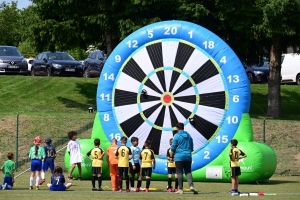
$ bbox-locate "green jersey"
[1,160,15,177]
[29,145,46,160]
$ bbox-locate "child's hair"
[176,122,184,130]
[68,131,77,140]
[111,138,117,144]
[144,140,152,147]
[94,138,100,146]
[35,145,39,156]
[7,152,14,159]
[120,136,127,143]
[45,138,52,145]
[54,166,63,174]
[169,138,173,142]
[131,137,138,143]
[231,139,238,146]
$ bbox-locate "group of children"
[1,130,246,194]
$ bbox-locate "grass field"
[1,174,300,200]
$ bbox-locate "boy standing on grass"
[129,137,142,191]
[67,131,82,181]
[136,140,155,193]
[0,152,15,190]
[106,138,119,191]
[115,136,132,192]
[166,138,178,192]
[86,138,105,191]
[40,138,56,185]
[229,139,247,194]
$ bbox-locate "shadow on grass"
[250,179,300,185]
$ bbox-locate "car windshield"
[46,52,75,61]
[0,47,22,56]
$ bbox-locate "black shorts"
[175,161,192,174]
[92,167,102,174]
[231,167,241,177]
[129,163,141,175]
[168,167,176,174]
[141,168,152,177]
[118,167,129,177]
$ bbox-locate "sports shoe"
[39,179,45,185]
[98,187,103,191]
[68,176,73,181]
[140,187,146,191]
[118,189,123,192]
[126,189,130,192]
[2,183,7,190]
[92,188,98,191]
[78,177,82,181]
[174,189,183,194]
[145,188,149,192]
[29,186,33,190]
[228,189,237,194]
[167,188,172,192]
[135,187,140,192]
[130,187,136,191]
[36,186,39,190]
[190,186,198,194]
[174,189,178,192]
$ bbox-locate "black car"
[83,50,106,78]
[0,46,28,75]
[31,52,83,76]
[245,62,269,83]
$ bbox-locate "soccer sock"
[41,172,45,180]
[36,177,40,186]
[175,178,178,189]
[30,177,34,186]
[119,177,123,190]
[186,173,194,187]
[98,176,102,188]
[178,173,183,189]
[168,178,172,189]
[92,176,96,188]
[137,180,142,188]
[130,176,134,187]
[125,176,129,190]
[146,179,150,189]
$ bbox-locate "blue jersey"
[44,145,56,163]
[130,146,142,165]
[51,174,65,186]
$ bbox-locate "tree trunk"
[105,31,112,56]
[267,34,282,118]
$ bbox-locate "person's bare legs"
[47,183,52,188]
[231,176,236,190]
[77,163,82,178]
[65,183,72,189]
[69,164,76,178]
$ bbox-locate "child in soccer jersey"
[29,136,46,190]
[166,138,178,192]
[86,138,105,191]
[136,140,156,193]
[106,138,119,191]
[47,166,72,191]
[115,136,132,192]
[0,152,15,190]
[129,137,142,191]
[67,131,82,181]
[229,139,247,194]
[40,138,56,185]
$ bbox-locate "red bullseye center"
[163,94,172,103]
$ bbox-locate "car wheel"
[31,68,35,76]
[247,72,254,84]
[46,67,52,76]
[296,74,300,85]
[83,69,90,78]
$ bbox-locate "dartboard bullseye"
[96,20,250,174]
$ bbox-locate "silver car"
[0,46,28,75]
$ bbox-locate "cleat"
[135,187,140,192]
[68,176,73,181]
[190,186,198,194]
[130,187,136,192]
[98,187,103,191]
[126,189,130,192]
[167,188,172,192]
[118,189,123,192]
[140,187,146,191]
[39,179,45,185]
[92,188,98,191]
[174,189,183,194]
[29,186,33,190]
[36,186,39,190]
[145,188,149,192]
[2,183,7,190]
[78,177,82,181]
[174,189,178,192]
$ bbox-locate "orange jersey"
[107,144,119,164]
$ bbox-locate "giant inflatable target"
[65,20,277,183]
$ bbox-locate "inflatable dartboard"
[97,20,250,173]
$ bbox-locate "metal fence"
[0,114,299,175]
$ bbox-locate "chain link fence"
[1,115,300,175]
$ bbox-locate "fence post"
[16,114,19,172]
[263,118,266,143]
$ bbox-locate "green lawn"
[1,173,300,200]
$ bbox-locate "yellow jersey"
[167,148,176,168]
[230,147,245,167]
[115,146,132,167]
[140,148,155,168]
[86,147,105,167]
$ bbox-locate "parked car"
[26,57,35,74]
[245,61,269,84]
[83,50,106,78]
[281,54,300,85]
[31,51,83,76]
[0,45,28,75]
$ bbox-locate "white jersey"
[67,140,81,164]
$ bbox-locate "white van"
[281,53,300,85]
